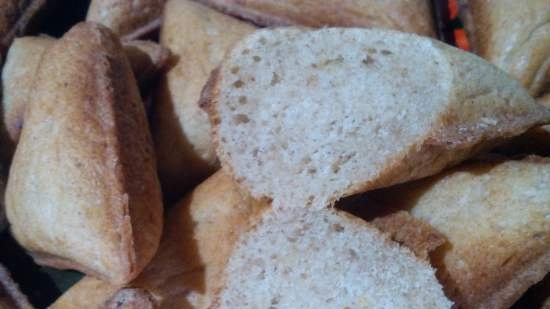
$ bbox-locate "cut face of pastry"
[5,22,163,285]
[201,27,550,210]
[197,0,436,37]
[86,0,166,40]
[210,208,451,309]
[1,36,169,143]
[50,171,266,309]
[152,0,255,201]
[369,156,550,309]
[463,0,550,99]
[51,171,451,309]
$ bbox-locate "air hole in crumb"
[253,55,261,62]
[362,55,374,65]
[307,168,317,175]
[238,96,247,104]
[365,47,377,53]
[233,80,244,88]
[306,74,318,86]
[242,48,250,55]
[332,223,344,232]
[271,72,281,85]
[233,114,250,124]
[271,296,281,305]
[331,162,341,173]
[259,37,267,45]
[306,195,315,206]
[381,49,393,55]
[230,66,239,74]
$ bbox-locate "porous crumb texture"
[215,209,452,309]
[213,28,450,208]
[209,28,548,210]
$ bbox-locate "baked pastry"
[52,170,451,309]
[152,0,255,201]
[197,0,436,37]
[462,0,549,99]
[86,0,165,40]
[201,27,550,210]
[50,171,266,309]
[1,36,169,143]
[5,22,163,285]
[369,156,550,309]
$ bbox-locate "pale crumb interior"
[217,209,452,308]
[216,28,452,208]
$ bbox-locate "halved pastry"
[200,27,550,210]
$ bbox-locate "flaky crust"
[86,0,165,40]
[466,0,550,98]
[5,22,163,285]
[197,0,435,37]
[50,171,266,309]
[152,0,255,201]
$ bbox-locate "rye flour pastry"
[197,0,436,37]
[5,22,163,285]
[201,27,550,210]
[152,0,255,201]
[369,156,550,309]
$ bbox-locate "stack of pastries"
[0,1,548,308]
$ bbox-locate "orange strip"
[449,0,459,19]
[454,29,470,51]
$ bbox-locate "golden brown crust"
[370,211,446,261]
[5,22,162,285]
[0,263,34,309]
[371,157,550,309]
[1,36,54,142]
[197,0,436,37]
[1,37,169,144]
[86,0,165,40]
[466,0,550,98]
[153,0,255,201]
[51,171,267,309]
[200,28,550,210]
